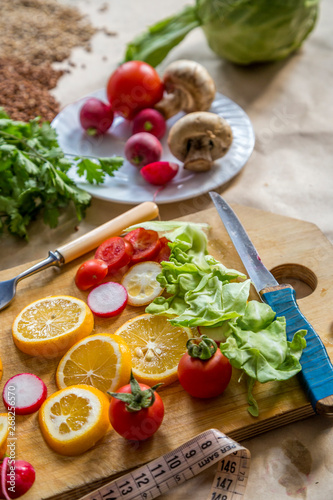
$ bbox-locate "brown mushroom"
[168,111,233,172]
[155,60,216,120]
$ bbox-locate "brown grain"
[0,0,97,121]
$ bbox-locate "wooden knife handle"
[56,202,159,263]
[261,284,333,416]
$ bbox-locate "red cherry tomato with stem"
[108,373,164,441]
[124,228,161,263]
[95,236,133,272]
[178,335,232,399]
[75,259,108,291]
[107,61,164,120]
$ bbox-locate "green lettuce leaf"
[220,301,307,416]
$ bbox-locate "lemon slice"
[114,314,192,386]
[0,414,9,458]
[39,385,110,456]
[56,334,132,393]
[12,295,94,358]
[121,261,163,306]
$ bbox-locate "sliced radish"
[3,374,47,415]
[87,282,128,318]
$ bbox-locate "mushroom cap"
[168,111,233,162]
[163,60,216,113]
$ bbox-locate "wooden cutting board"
[0,205,332,500]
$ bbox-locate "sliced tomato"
[155,237,171,263]
[95,236,132,272]
[124,228,161,263]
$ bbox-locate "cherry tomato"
[178,348,232,399]
[154,237,171,263]
[75,259,108,291]
[109,382,164,441]
[95,236,133,272]
[124,228,161,263]
[106,61,164,120]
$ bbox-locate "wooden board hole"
[270,263,317,299]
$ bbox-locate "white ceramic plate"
[52,89,255,204]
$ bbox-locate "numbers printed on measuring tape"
[79,429,250,500]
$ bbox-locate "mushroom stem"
[154,91,183,120]
[184,138,213,172]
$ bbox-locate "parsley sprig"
[0,108,124,238]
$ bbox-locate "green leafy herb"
[0,109,124,238]
[134,220,307,416]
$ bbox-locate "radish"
[140,161,179,185]
[2,374,47,415]
[0,457,35,499]
[132,109,166,139]
[87,282,128,318]
[124,132,162,168]
[79,97,114,135]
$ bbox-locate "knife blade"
[209,191,333,416]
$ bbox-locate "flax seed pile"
[0,0,96,122]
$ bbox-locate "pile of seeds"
[0,0,97,122]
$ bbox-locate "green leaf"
[76,159,105,184]
[124,5,200,67]
[98,156,124,176]
[16,151,39,175]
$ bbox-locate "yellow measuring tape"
[80,429,250,500]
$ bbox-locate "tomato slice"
[124,228,161,263]
[155,237,171,263]
[95,236,132,272]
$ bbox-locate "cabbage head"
[124,0,320,66]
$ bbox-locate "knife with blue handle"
[209,191,333,416]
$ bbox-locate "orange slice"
[0,413,9,458]
[121,261,163,306]
[12,295,94,358]
[56,334,131,393]
[114,314,192,386]
[39,384,110,456]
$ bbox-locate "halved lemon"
[114,314,192,386]
[39,384,110,456]
[12,295,94,358]
[56,334,131,393]
[121,261,163,306]
[0,414,9,458]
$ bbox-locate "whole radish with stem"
[124,132,162,168]
[132,109,166,139]
[0,458,36,500]
[79,98,114,135]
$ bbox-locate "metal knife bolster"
[261,283,333,416]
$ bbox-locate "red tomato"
[75,259,108,291]
[124,228,161,263]
[106,61,164,120]
[95,236,133,272]
[155,237,171,263]
[178,350,232,399]
[109,383,164,441]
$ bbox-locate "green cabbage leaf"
[124,0,320,66]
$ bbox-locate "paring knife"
[209,191,333,416]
